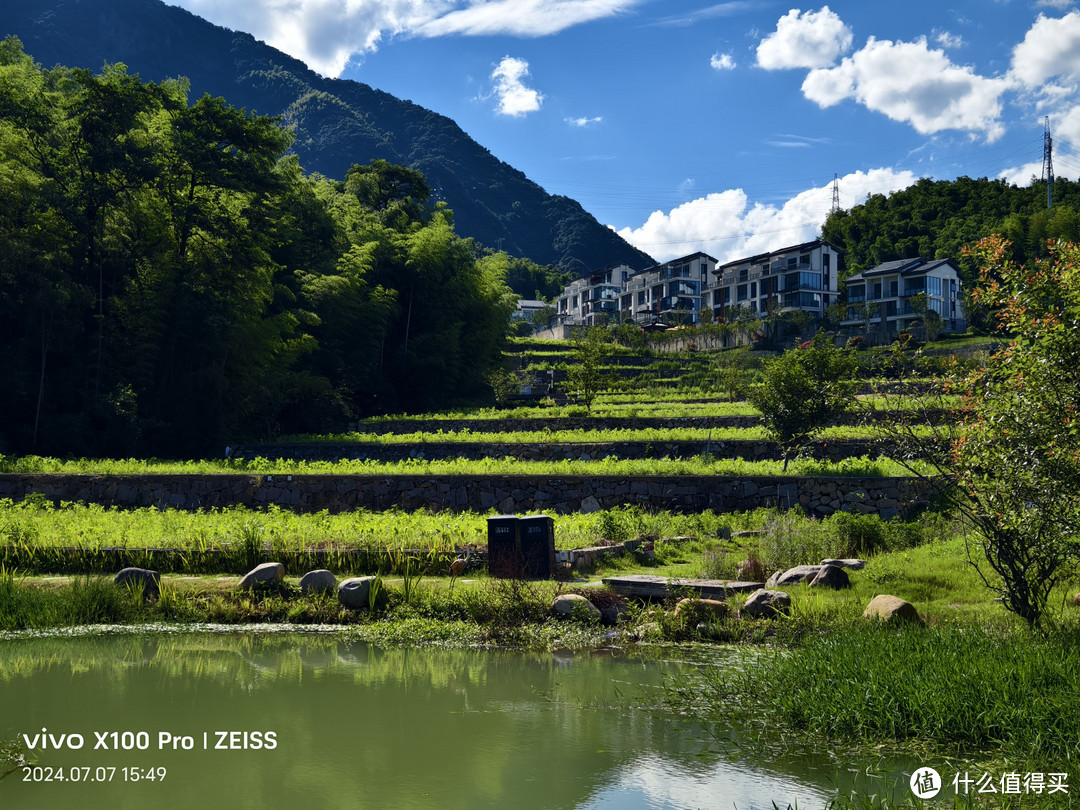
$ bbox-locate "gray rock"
[600,602,628,626]
[820,558,867,570]
[551,594,602,622]
[741,588,792,619]
[809,564,851,590]
[863,594,923,625]
[299,569,337,595]
[765,565,823,588]
[114,567,160,598]
[238,562,285,589]
[580,495,603,514]
[338,576,379,610]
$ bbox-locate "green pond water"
[0,628,911,809]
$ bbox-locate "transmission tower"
[830,173,840,214]
[1042,116,1054,209]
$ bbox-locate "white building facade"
[617,252,717,325]
[839,257,965,334]
[704,239,841,322]
[555,264,634,326]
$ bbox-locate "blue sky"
[168,0,1080,263]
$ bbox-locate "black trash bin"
[486,514,521,578]
[517,514,555,579]
[486,514,555,579]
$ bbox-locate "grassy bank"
[669,622,1080,810]
[275,423,935,445]
[0,453,920,477]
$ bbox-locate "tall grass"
[0,569,144,630]
[673,622,1080,765]
[0,500,760,574]
[0,453,922,477]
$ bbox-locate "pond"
[0,628,911,809]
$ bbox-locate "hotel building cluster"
[551,239,965,335]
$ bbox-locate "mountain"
[0,0,655,275]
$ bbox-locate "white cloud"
[1036,0,1075,10]
[490,57,543,116]
[802,37,1010,139]
[1011,11,1080,89]
[934,30,964,49]
[167,0,635,77]
[566,116,603,126]
[615,168,918,263]
[710,52,736,71]
[1001,102,1080,184]
[416,0,634,38]
[756,6,853,70]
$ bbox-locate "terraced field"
[1,339,949,575]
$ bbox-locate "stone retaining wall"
[0,473,933,518]
[232,438,886,463]
[340,408,944,436]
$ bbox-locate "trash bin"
[486,514,521,578]
[486,514,556,579]
[517,514,555,579]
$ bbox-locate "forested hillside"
[0,40,517,457]
[822,175,1080,280]
[0,0,655,276]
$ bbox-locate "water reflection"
[0,629,859,809]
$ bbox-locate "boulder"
[765,565,823,588]
[299,569,337,595]
[551,594,602,622]
[820,558,867,570]
[600,602,629,626]
[741,589,792,619]
[674,597,729,622]
[735,558,766,582]
[809,564,851,590]
[338,576,379,610]
[862,594,923,625]
[238,562,285,589]
[114,567,160,598]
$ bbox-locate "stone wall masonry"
[0,473,933,519]
[232,438,888,463]
[326,408,947,437]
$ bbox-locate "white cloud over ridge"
[491,57,543,116]
[615,168,918,263]
[168,0,634,77]
[755,6,852,70]
[416,0,634,38]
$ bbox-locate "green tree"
[564,326,613,412]
[748,332,856,470]
[949,236,1080,629]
